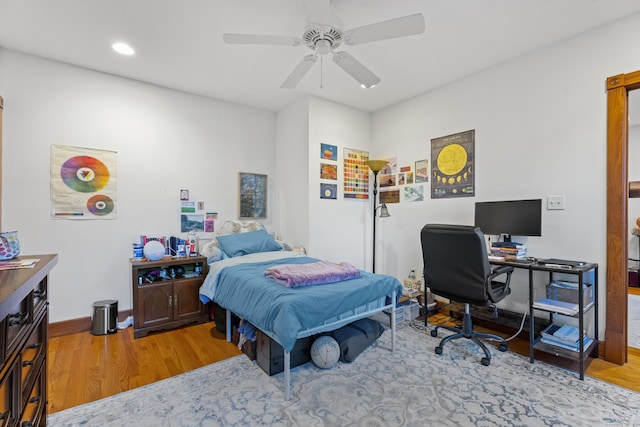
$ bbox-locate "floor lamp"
[365,159,390,273]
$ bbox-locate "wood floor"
[47,313,640,414]
[47,321,241,414]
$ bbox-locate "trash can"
[92,299,118,335]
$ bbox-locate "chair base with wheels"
[431,303,508,366]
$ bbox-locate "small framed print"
[239,172,267,219]
[180,189,189,201]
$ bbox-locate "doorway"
[606,70,640,364]
[628,89,640,349]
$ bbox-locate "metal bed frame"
[226,290,397,400]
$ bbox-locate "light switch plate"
[547,195,565,210]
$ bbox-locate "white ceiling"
[1,0,640,113]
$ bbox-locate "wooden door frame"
[606,71,640,364]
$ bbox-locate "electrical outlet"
[547,195,565,210]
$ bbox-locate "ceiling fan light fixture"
[315,39,331,55]
[111,42,135,56]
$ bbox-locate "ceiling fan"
[222,0,425,89]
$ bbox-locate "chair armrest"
[490,265,514,276]
[487,265,514,303]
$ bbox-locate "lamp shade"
[379,204,390,218]
[365,159,388,173]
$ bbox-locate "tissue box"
[546,280,593,307]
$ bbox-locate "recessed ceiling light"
[112,42,135,56]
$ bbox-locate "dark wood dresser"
[0,254,57,427]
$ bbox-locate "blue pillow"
[216,230,282,257]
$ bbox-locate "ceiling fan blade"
[281,54,318,89]
[332,51,380,88]
[305,0,331,25]
[343,13,425,45]
[222,33,302,47]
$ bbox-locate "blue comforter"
[199,251,402,352]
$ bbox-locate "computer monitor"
[474,199,542,242]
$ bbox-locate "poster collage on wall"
[318,129,475,203]
[320,143,339,200]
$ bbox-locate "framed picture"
[239,172,267,219]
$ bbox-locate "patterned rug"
[630,294,640,349]
[48,321,640,427]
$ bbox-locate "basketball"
[310,336,340,369]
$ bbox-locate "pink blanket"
[264,261,361,288]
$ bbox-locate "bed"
[198,221,402,400]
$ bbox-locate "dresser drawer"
[32,278,47,319]
[0,362,15,427]
[20,316,45,404]
[19,364,44,427]
[5,295,31,359]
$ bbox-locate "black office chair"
[420,224,514,366]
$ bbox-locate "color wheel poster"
[51,145,117,219]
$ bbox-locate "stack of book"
[490,242,526,260]
[539,323,593,352]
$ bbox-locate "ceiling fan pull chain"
[320,55,324,89]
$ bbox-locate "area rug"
[48,321,640,427]
[630,294,640,349]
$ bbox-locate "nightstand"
[131,256,209,338]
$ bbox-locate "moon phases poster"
[51,145,117,219]
[431,130,474,199]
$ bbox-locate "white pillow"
[200,241,223,262]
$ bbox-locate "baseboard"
[49,309,132,338]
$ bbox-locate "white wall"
[274,97,372,269]
[275,97,310,247]
[307,97,371,269]
[0,49,276,323]
[371,13,640,327]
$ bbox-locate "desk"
[490,259,599,379]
